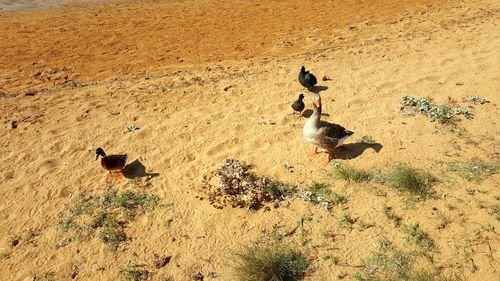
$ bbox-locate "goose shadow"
[332,143,383,160]
[123,159,160,179]
[302,110,329,118]
[311,85,328,93]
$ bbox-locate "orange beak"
[315,97,321,107]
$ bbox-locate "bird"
[298,66,317,91]
[291,93,305,117]
[303,93,354,165]
[95,147,127,181]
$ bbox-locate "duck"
[303,93,354,164]
[291,93,305,116]
[95,147,127,180]
[298,66,317,91]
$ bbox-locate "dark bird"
[298,66,317,91]
[303,93,354,165]
[95,147,127,181]
[291,93,305,116]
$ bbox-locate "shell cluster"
[202,158,271,210]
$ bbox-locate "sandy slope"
[0,0,499,280]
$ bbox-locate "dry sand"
[0,0,499,280]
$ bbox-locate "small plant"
[465,96,489,105]
[232,243,309,281]
[400,96,472,124]
[120,263,149,281]
[356,239,414,280]
[402,224,436,253]
[57,190,159,251]
[71,194,96,216]
[448,160,498,182]
[114,190,160,212]
[323,255,340,265]
[358,135,377,145]
[382,205,402,227]
[453,107,474,119]
[34,272,57,281]
[356,239,449,281]
[333,165,372,183]
[163,218,174,228]
[386,164,436,199]
[23,228,39,246]
[435,210,450,229]
[429,105,455,124]
[266,180,297,201]
[301,182,347,210]
[338,214,356,228]
[483,204,500,221]
[98,215,126,251]
[296,215,314,245]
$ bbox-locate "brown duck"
[303,93,354,164]
[95,147,127,180]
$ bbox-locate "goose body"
[298,66,317,90]
[303,93,353,161]
[96,147,127,179]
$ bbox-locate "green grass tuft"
[386,165,436,198]
[333,165,372,183]
[115,190,160,212]
[448,160,498,182]
[120,263,149,281]
[356,239,414,281]
[382,205,401,227]
[338,214,356,228]
[57,190,159,251]
[266,180,297,200]
[402,224,436,253]
[302,182,347,210]
[356,239,450,281]
[232,243,309,281]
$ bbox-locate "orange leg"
[319,151,333,166]
[306,146,319,158]
[106,171,113,182]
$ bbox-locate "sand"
[0,0,499,280]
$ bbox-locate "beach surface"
[0,0,499,280]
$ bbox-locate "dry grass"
[301,182,347,210]
[231,243,309,281]
[120,263,149,281]
[448,160,498,182]
[333,165,373,183]
[386,164,437,199]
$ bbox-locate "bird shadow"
[311,85,328,93]
[123,159,160,179]
[332,143,383,160]
[302,110,329,118]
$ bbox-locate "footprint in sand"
[417,75,442,83]
[37,158,63,177]
[440,57,455,67]
[376,81,398,92]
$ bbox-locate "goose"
[95,147,127,180]
[303,93,354,164]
